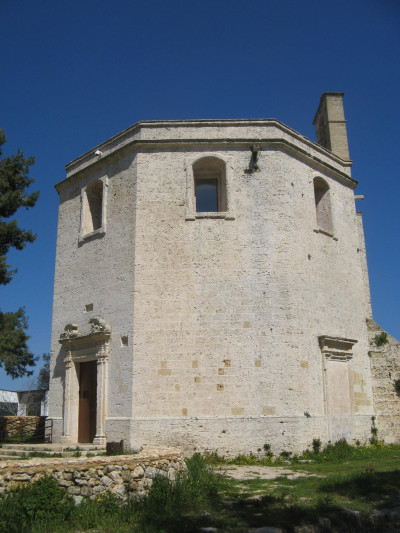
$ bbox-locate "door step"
[0,443,106,459]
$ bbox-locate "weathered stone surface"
[131,465,144,478]
[58,479,72,487]
[73,495,83,505]
[0,448,185,500]
[80,485,93,497]
[67,486,81,495]
[144,467,159,479]
[113,484,126,498]
[108,470,122,482]
[11,473,31,482]
[47,96,392,455]
[368,319,400,443]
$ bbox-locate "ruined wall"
[0,446,185,503]
[367,319,400,443]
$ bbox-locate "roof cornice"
[56,119,355,191]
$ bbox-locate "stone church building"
[48,93,400,454]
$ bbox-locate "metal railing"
[0,416,52,444]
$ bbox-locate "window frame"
[79,177,107,242]
[185,155,234,220]
[313,176,334,237]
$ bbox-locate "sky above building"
[0,0,399,390]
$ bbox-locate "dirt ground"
[216,465,312,480]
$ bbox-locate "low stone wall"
[0,446,185,503]
[0,416,46,442]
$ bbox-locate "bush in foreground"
[0,475,74,533]
[139,453,225,532]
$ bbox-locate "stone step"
[0,443,106,459]
[1,444,60,452]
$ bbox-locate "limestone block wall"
[125,141,373,453]
[367,319,400,442]
[50,119,375,453]
[0,447,186,503]
[49,151,139,440]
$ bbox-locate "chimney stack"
[313,92,350,161]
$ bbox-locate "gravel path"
[216,465,313,480]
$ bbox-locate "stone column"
[61,349,73,442]
[93,345,108,445]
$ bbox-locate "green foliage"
[139,453,224,532]
[36,353,50,390]
[1,447,400,532]
[394,379,400,397]
[70,492,133,532]
[374,331,388,347]
[279,450,292,460]
[370,415,379,445]
[0,130,39,378]
[315,438,354,462]
[0,307,37,378]
[312,438,322,454]
[0,475,74,533]
[0,130,38,286]
[263,442,274,458]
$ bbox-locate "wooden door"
[78,361,97,443]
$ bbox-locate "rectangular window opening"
[195,178,218,212]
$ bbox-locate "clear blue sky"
[1,0,399,390]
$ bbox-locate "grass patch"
[1,447,400,532]
[137,453,227,532]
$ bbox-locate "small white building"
[0,389,48,417]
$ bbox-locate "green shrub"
[279,450,292,460]
[139,453,224,531]
[370,415,379,445]
[375,332,388,347]
[202,450,226,464]
[70,492,129,531]
[312,438,322,454]
[263,442,274,458]
[228,453,259,465]
[319,438,355,462]
[394,379,400,397]
[0,475,74,533]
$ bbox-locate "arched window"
[82,179,104,236]
[313,177,333,234]
[193,157,227,213]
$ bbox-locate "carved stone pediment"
[318,335,357,360]
[59,317,111,346]
[89,317,111,334]
[60,323,79,340]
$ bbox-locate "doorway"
[78,361,97,443]
[325,358,352,441]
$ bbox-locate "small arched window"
[193,157,227,213]
[313,177,333,234]
[82,179,104,236]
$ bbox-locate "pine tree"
[0,129,39,378]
